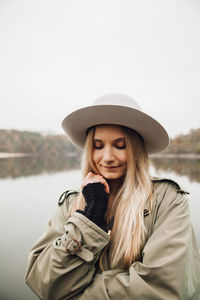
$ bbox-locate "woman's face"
[92,124,127,180]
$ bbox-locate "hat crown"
[93,93,141,110]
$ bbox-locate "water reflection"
[151,157,200,183]
[1,155,200,184]
[0,155,81,179]
[0,159,199,300]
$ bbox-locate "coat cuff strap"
[61,234,94,262]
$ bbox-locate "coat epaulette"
[58,190,78,206]
[151,177,189,195]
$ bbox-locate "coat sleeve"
[25,193,110,300]
[75,183,200,300]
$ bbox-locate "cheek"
[118,151,127,164]
[92,151,100,165]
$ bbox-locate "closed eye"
[93,145,104,149]
[115,144,126,149]
[93,138,126,149]
[93,140,104,149]
[114,138,126,149]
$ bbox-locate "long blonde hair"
[70,125,152,269]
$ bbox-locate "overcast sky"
[0,0,200,138]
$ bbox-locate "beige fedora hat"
[62,93,169,154]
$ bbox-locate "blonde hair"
[70,125,152,269]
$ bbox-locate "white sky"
[0,0,200,138]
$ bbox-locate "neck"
[107,178,123,196]
[106,178,123,222]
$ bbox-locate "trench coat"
[25,178,200,300]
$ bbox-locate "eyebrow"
[93,138,125,143]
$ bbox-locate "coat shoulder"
[151,176,189,195]
[58,190,79,206]
[150,177,190,225]
[50,190,80,232]
[57,190,80,223]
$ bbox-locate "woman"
[25,94,200,299]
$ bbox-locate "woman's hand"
[81,172,110,194]
[77,172,109,231]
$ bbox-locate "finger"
[90,177,110,194]
[90,175,110,194]
[81,173,110,194]
[93,175,110,194]
[81,173,98,189]
[102,180,110,194]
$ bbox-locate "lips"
[101,165,121,169]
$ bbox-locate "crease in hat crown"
[93,93,141,110]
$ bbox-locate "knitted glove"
[76,182,108,232]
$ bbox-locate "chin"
[102,172,123,180]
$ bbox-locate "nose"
[102,146,115,163]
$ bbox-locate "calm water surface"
[0,156,199,300]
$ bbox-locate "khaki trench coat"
[25,178,200,300]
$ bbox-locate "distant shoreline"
[1,152,200,159]
[0,152,36,158]
[150,153,200,159]
[0,152,77,158]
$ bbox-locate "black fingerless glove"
[76,182,108,232]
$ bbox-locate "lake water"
[0,156,199,300]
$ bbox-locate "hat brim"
[62,104,169,154]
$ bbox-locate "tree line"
[0,128,200,155]
[0,129,81,156]
[164,128,200,154]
